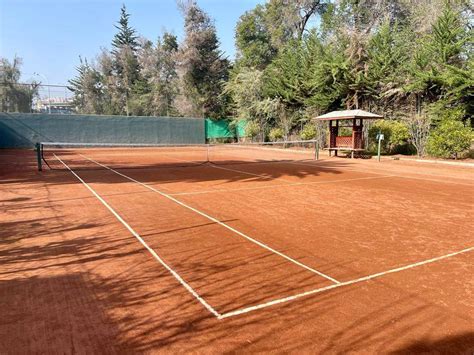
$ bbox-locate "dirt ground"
[1,148,473,353]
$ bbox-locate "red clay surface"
[1,147,473,353]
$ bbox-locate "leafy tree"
[405,4,470,113]
[265,0,325,46]
[366,21,410,111]
[235,5,277,69]
[437,58,474,125]
[178,2,229,118]
[264,40,307,109]
[235,0,324,70]
[97,49,120,115]
[0,56,38,113]
[153,33,180,116]
[224,67,264,119]
[429,4,467,66]
[138,33,180,116]
[427,119,473,159]
[68,57,105,114]
[304,35,350,111]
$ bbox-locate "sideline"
[54,153,222,318]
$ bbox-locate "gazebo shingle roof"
[314,109,383,121]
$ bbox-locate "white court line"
[80,153,340,284]
[53,154,222,319]
[156,152,296,182]
[287,161,474,187]
[53,154,474,320]
[154,153,394,195]
[210,164,295,183]
[219,246,474,319]
[169,175,394,197]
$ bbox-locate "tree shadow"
[0,274,123,353]
[389,333,474,354]
[0,148,358,191]
[2,149,471,352]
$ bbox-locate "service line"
[54,153,473,321]
[169,175,395,196]
[79,153,340,284]
[219,246,474,319]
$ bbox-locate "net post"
[314,140,319,160]
[35,143,42,171]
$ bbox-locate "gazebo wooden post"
[351,118,356,158]
[314,109,383,159]
[328,120,331,157]
[360,118,364,149]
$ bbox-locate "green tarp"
[205,118,247,139]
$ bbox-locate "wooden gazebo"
[314,109,383,158]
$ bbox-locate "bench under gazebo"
[314,109,383,158]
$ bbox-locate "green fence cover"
[0,113,205,148]
[205,118,247,139]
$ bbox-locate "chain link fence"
[0,83,75,114]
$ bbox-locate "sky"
[0,0,263,85]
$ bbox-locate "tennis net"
[36,140,319,171]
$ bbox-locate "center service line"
[80,153,341,284]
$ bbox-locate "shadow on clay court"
[389,333,474,354]
[0,274,122,353]
[1,150,473,352]
[0,148,353,188]
[2,268,472,353]
[2,193,472,352]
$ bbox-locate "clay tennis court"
[1,145,473,353]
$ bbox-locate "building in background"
[34,96,75,114]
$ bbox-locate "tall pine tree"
[177,2,229,118]
[111,5,142,116]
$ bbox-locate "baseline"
[287,160,474,187]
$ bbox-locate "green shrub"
[339,127,352,136]
[245,121,260,138]
[427,120,473,159]
[368,120,410,153]
[269,127,284,141]
[300,123,317,140]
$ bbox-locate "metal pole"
[35,143,42,171]
[33,72,51,113]
[47,85,51,114]
[314,140,319,160]
[377,133,382,162]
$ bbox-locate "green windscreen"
[205,118,247,139]
[0,113,205,148]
